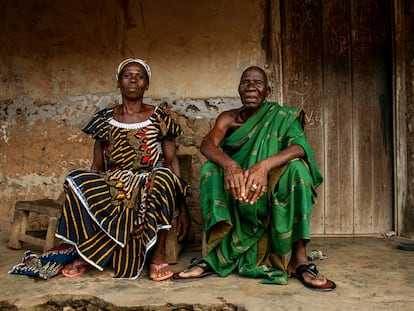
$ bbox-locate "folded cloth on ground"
[8,244,79,280]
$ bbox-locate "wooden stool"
[165,154,192,264]
[8,199,62,252]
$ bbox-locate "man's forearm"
[201,142,239,172]
[260,144,305,172]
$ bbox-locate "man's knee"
[286,159,312,182]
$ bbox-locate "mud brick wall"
[1,0,414,241]
[0,0,266,244]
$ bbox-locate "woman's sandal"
[173,258,217,282]
[61,259,93,278]
[292,263,336,292]
[149,263,174,281]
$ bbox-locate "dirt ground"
[1,232,414,311]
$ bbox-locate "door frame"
[393,0,407,236]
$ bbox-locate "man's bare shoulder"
[215,108,243,130]
[217,108,240,121]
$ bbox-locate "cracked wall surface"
[0,0,266,242]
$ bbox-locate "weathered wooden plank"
[281,0,325,234]
[351,0,393,234]
[269,0,283,104]
[393,0,408,235]
[15,199,62,217]
[8,209,27,249]
[322,0,354,234]
[17,233,46,248]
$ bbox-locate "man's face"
[238,67,269,109]
[117,63,149,100]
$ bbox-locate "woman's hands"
[177,203,191,242]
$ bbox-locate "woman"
[56,58,190,280]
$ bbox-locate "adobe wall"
[2,0,413,241]
[0,0,267,242]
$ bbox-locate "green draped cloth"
[201,102,323,285]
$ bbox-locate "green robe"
[201,101,323,284]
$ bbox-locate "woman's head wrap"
[116,58,151,81]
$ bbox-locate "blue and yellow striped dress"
[56,106,188,279]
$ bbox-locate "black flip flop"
[293,263,336,292]
[173,258,217,282]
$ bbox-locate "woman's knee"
[152,168,175,184]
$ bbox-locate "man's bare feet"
[288,262,336,291]
[288,239,336,291]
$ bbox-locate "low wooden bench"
[8,154,192,264]
[8,199,63,252]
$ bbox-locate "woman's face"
[117,63,149,100]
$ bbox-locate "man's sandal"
[398,242,414,251]
[173,258,217,282]
[292,263,336,292]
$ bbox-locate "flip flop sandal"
[61,259,93,278]
[149,263,174,281]
[173,258,217,282]
[293,263,336,292]
[398,242,414,251]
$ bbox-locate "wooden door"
[277,0,393,235]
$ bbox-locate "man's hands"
[224,161,268,204]
[244,162,268,204]
[224,163,247,201]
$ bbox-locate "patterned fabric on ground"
[8,244,78,279]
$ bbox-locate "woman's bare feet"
[62,259,93,278]
[149,230,173,281]
[149,263,173,281]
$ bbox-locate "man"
[174,66,335,291]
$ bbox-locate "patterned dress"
[56,105,188,279]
